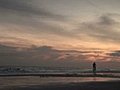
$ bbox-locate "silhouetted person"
[93,62,96,75]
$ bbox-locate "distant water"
[0,66,120,76]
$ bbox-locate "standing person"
[93,62,96,75]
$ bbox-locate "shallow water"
[0,76,120,88]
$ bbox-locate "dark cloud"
[1,1,120,43]
[108,50,120,57]
[0,36,34,48]
[0,44,119,68]
[0,0,64,20]
[98,15,116,26]
[75,14,120,43]
[0,44,17,53]
[0,0,71,38]
[0,44,103,68]
[0,0,29,11]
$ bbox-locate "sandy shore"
[0,76,120,90]
[0,73,120,78]
[1,81,120,90]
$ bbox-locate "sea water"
[0,66,120,76]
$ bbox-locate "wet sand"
[0,76,120,90]
[1,80,120,90]
[12,81,120,90]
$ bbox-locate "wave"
[0,66,120,78]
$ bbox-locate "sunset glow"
[0,0,120,68]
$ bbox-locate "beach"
[0,76,120,90]
[6,81,120,90]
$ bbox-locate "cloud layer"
[0,0,120,68]
[0,44,119,68]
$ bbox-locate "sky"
[0,0,120,69]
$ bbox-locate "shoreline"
[0,73,120,78]
[1,80,120,90]
[0,75,120,90]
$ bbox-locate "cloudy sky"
[0,0,120,69]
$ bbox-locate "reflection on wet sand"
[0,76,119,88]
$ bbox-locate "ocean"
[0,66,120,76]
